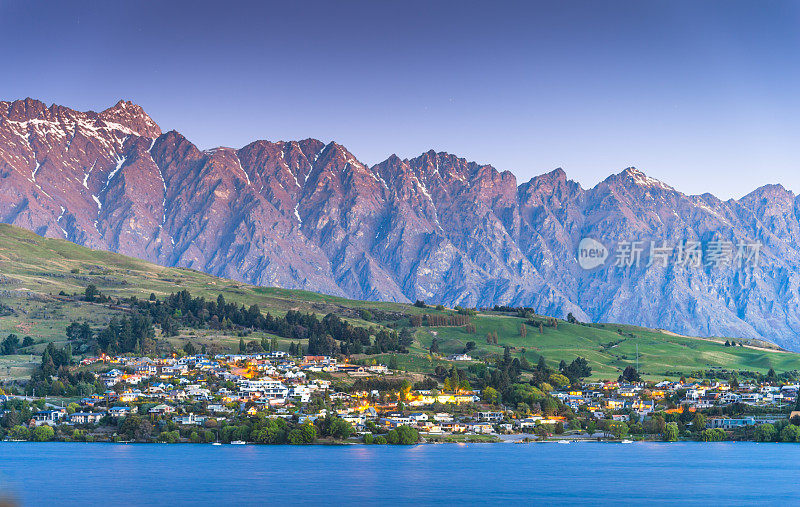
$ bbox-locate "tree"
[183,342,197,356]
[253,418,288,444]
[429,338,440,355]
[692,413,707,432]
[66,321,86,342]
[158,430,180,443]
[22,336,34,348]
[239,338,246,353]
[536,355,548,373]
[391,425,419,445]
[1,334,20,355]
[288,423,317,444]
[619,366,641,383]
[781,424,800,443]
[483,386,500,405]
[84,284,99,302]
[663,422,679,442]
[520,324,527,338]
[755,423,777,442]
[32,425,55,442]
[548,373,570,389]
[700,428,726,442]
[766,368,778,383]
[270,336,278,352]
[606,421,629,439]
[120,415,153,441]
[389,355,399,371]
[9,425,30,440]
[317,415,354,440]
[562,357,592,382]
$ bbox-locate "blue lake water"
[0,441,798,505]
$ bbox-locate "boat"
[212,442,222,446]
[621,439,634,444]
[230,440,246,445]
[556,440,570,444]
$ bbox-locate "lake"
[0,441,798,505]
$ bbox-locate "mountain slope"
[2,99,800,348]
[0,222,797,382]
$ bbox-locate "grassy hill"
[1,222,799,381]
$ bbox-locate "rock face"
[2,98,800,348]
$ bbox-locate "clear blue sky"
[1,0,798,198]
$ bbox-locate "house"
[447,353,473,361]
[32,409,66,426]
[173,413,207,425]
[288,386,312,403]
[118,391,140,403]
[707,417,755,429]
[439,421,468,433]
[368,364,389,374]
[341,414,366,427]
[109,406,138,418]
[69,412,103,424]
[433,412,453,423]
[409,412,429,423]
[380,416,413,428]
[478,411,503,422]
[466,422,494,434]
[516,417,543,429]
[149,404,176,415]
[237,378,289,400]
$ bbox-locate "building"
[69,412,104,425]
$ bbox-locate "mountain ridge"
[2,98,800,349]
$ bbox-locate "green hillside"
[1,222,799,381]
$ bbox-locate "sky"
[1,0,798,198]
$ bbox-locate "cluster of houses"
[550,379,798,429]
[7,352,800,437]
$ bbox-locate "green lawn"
[414,313,800,379]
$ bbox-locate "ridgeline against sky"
[0,0,798,199]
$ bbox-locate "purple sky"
[1,0,798,198]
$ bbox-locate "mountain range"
[1,98,799,349]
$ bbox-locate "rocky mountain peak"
[99,100,162,139]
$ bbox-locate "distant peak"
[605,166,673,191]
[99,99,161,138]
[741,183,795,202]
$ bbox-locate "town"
[3,349,800,444]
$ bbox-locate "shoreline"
[0,437,761,445]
